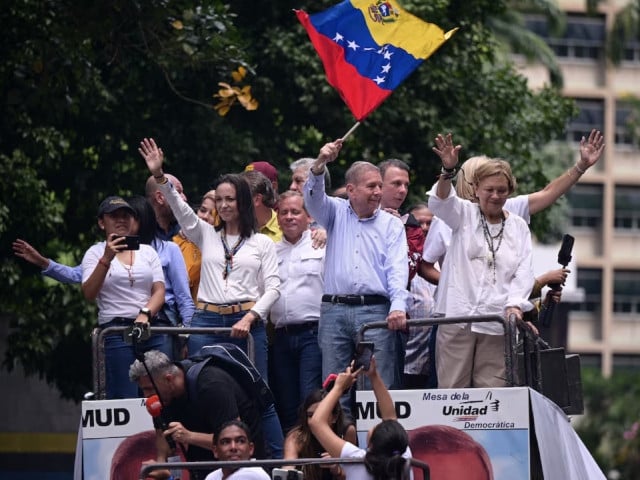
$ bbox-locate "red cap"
[245,161,278,183]
[145,394,162,417]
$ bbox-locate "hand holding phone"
[352,341,374,371]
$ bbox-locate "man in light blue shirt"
[303,139,409,412]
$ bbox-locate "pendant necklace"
[122,250,135,287]
[221,229,245,281]
[479,207,505,284]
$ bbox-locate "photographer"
[81,195,169,399]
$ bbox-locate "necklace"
[221,229,245,280]
[122,250,135,287]
[479,207,505,284]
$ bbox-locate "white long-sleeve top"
[427,185,534,335]
[158,180,279,320]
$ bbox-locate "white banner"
[355,387,531,480]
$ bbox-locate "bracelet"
[574,164,586,175]
[153,171,165,179]
[98,258,110,269]
[439,165,458,180]
[156,175,168,185]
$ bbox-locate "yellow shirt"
[173,232,202,302]
[260,209,282,242]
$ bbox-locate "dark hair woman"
[308,358,411,480]
[284,388,357,480]
[139,137,283,457]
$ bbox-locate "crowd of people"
[12,129,605,479]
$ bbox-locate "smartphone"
[271,468,303,480]
[120,235,140,250]
[352,341,374,371]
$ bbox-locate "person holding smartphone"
[81,195,169,399]
[308,357,412,480]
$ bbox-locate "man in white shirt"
[205,420,269,480]
[270,191,325,431]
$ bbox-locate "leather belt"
[321,294,389,305]
[275,321,318,334]
[196,301,256,315]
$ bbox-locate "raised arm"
[311,140,343,176]
[528,129,604,215]
[432,133,462,200]
[309,367,359,458]
[365,357,396,420]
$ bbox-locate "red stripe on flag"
[297,10,391,121]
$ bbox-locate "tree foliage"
[1,0,575,399]
[576,369,640,479]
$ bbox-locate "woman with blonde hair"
[428,134,535,388]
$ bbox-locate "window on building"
[622,40,640,63]
[576,268,602,313]
[565,98,605,144]
[525,14,605,60]
[614,186,640,230]
[614,102,638,147]
[566,184,603,228]
[613,270,640,316]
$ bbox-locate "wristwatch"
[139,307,152,321]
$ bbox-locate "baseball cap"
[97,196,135,217]
[245,161,278,183]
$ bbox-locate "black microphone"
[540,234,574,327]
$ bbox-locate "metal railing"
[356,313,540,388]
[139,456,431,480]
[91,326,255,399]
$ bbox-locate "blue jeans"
[186,309,283,457]
[271,325,323,432]
[318,302,400,415]
[186,310,268,383]
[103,321,172,399]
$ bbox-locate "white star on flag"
[373,76,385,85]
[347,40,360,50]
[381,63,391,73]
[333,32,344,42]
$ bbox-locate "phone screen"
[353,342,374,371]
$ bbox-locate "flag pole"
[341,121,361,141]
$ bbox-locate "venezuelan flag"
[296,0,457,121]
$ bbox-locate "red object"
[322,373,338,390]
[145,394,163,417]
[296,9,390,121]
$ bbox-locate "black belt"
[275,321,318,334]
[321,294,389,305]
[100,316,169,329]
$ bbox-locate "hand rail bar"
[139,456,430,480]
[91,326,254,399]
[356,314,542,388]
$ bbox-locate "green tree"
[576,369,640,479]
[1,0,576,399]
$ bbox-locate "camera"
[352,341,375,371]
[271,468,303,480]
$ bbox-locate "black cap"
[97,196,135,217]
